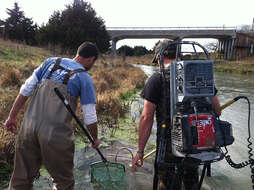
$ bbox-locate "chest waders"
[9,58,85,190]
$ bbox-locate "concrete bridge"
[107,27,254,60]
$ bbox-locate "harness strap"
[47,58,63,79]
[46,58,86,85]
[62,69,86,84]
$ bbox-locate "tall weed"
[0,66,21,87]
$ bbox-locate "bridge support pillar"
[229,38,236,60]
[218,40,223,59]
[227,39,231,60]
[223,40,227,60]
[111,39,117,57]
[220,38,235,60]
[224,39,230,60]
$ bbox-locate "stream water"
[3,64,254,190]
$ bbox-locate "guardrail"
[107,27,237,31]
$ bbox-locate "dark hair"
[77,42,99,60]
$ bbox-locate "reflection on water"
[133,64,159,78]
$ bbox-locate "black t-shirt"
[141,72,172,161]
[141,72,162,105]
[141,72,169,129]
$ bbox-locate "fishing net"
[90,161,126,190]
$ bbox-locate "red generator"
[171,113,217,157]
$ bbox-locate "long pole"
[54,87,107,162]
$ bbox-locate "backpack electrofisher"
[170,60,233,162]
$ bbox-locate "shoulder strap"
[46,58,65,79]
[62,68,86,84]
[46,57,86,85]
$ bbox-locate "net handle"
[54,87,107,162]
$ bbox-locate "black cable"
[244,96,254,189]
[225,155,250,169]
[115,147,134,162]
[223,96,254,189]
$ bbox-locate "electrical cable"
[223,96,254,189]
[115,147,134,163]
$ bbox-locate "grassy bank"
[0,39,55,186]
[120,53,254,75]
[214,58,254,74]
[122,54,156,66]
[0,39,146,187]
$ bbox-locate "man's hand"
[132,152,144,171]
[4,93,28,134]
[92,138,100,149]
[4,117,17,134]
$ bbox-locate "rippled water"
[205,72,254,190]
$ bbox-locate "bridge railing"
[107,26,237,31]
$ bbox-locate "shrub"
[0,67,21,87]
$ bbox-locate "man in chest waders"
[4,42,100,190]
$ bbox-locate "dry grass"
[91,59,146,136]
[0,127,15,186]
[125,54,155,66]
[214,57,254,74]
[0,67,21,87]
[0,38,24,49]
[0,39,147,183]
[0,128,15,165]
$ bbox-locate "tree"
[22,17,38,45]
[117,45,134,56]
[36,11,63,47]
[117,45,151,56]
[4,2,37,45]
[239,24,252,31]
[0,19,5,38]
[133,46,149,56]
[205,41,218,52]
[37,0,110,53]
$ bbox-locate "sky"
[1,0,254,49]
